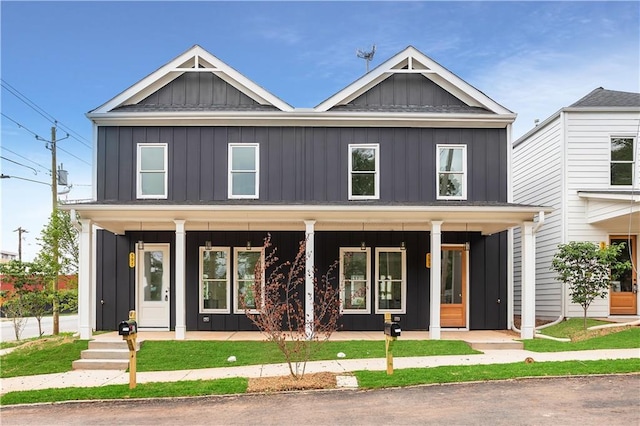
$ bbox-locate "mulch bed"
[247,372,338,393]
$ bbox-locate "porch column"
[521,221,536,339]
[78,218,93,340]
[174,220,186,340]
[304,220,316,339]
[429,220,443,340]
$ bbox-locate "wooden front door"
[610,235,637,315]
[440,246,467,327]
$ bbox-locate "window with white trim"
[610,137,635,186]
[349,144,379,199]
[375,248,406,313]
[234,247,264,313]
[228,143,259,198]
[437,144,467,200]
[137,143,167,199]
[339,248,371,313]
[199,247,230,313]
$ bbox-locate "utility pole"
[51,124,60,336]
[13,227,28,261]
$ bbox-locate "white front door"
[137,243,170,329]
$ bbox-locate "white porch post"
[304,220,316,339]
[521,221,536,339]
[429,221,443,340]
[174,220,186,340]
[78,219,93,340]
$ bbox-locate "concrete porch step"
[72,359,129,370]
[72,339,143,370]
[80,349,131,359]
[88,340,142,350]
[468,341,524,350]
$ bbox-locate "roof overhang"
[578,191,640,227]
[62,203,550,236]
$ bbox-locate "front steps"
[72,340,143,370]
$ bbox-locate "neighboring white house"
[513,88,640,320]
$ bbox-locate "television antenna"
[356,44,376,73]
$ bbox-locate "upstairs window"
[610,137,635,186]
[349,144,379,200]
[228,143,259,199]
[437,145,466,200]
[137,143,167,199]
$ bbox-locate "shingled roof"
[570,87,640,107]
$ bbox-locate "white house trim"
[429,220,443,340]
[174,220,186,340]
[78,218,93,340]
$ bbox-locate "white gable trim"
[315,46,512,115]
[91,45,293,113]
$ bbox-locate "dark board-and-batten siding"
[97,126,507,203]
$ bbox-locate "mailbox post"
[118,310,138,389]
[383,313,401,375]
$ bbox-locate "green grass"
[536,318,612,338]
[0,336,89,378]
[137,340,479,372]
[0,377,247,406]
[355,358,640,389]
[525,327,640,352]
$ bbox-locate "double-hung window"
[610,137,635,186]
[200,247,230,313]
[339,248,371,313]
[228,143,259,198]
[137,143,167,199]
[437,144,466,200]
[234,247,264,313]
[375,248,406,313]
[349,144,379,200]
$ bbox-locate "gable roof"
[314,46,513,115]
[570,87,640,108]
[89,45,293,114]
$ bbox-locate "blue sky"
[1,1,639,261]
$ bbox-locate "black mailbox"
[118,320,137,336]
[384,321,401,337]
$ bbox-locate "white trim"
[436,144,467,200]
[374,248,407,314]
[136,143,168,199]
[348,143,380,200]
[429,221,443,339]
[78,219,93,339]
[199,246,231,314]
[92,123,98,201]
[304,220,316,339]
[339,247,371,314]
[228,143,260,199]
[174,221,186,339]
[233,247,265,314]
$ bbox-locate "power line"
[57,145,92,167]
[0,155,39,175]
[1,146,51,173]
[1,112,49,140]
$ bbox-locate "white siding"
[513,117,564,319]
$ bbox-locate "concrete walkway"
[2,347,638,395]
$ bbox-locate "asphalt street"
[2,375,638,425]
[1,314,78,342]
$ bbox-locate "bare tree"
[241,235,341,379]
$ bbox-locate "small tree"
[551,241,631,329]
[241,235,341,379]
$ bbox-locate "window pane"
[237,251,260,279]
[344,280,367,309]
[344,251,367,277]
[439,148,463,172]
[378,252,401,277]
[441,250,462,304]
[203,250,227,280]
[611,163,633,186]
[439,173,463,197]
[232,172,256,195]
[203,280,227,310]
[378,281,402,310]
[140,172,165,196]
[611,138,634,161]
[141,147,165,171]
[232,146,256,170]
[143,251,164,302]
[352,148,376,171]
[352,174,375,196]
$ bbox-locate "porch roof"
[62,201,551,235]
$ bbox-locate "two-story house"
[513,88,640,321]
[67,45,546,340]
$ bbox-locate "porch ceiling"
[63,203,550,235]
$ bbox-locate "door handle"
[165,289,169,301]
[633,284,638,294]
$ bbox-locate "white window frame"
[609,136,636,187]
[199,247,231,314]
[436,144,467,200]
[228,143,260,199]
[136,143,168,199]
[348,143,380,200]
[339,247,371,314]
[374,248,407,314]
[233,247,265,314]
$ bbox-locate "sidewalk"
[2,348,638,395]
